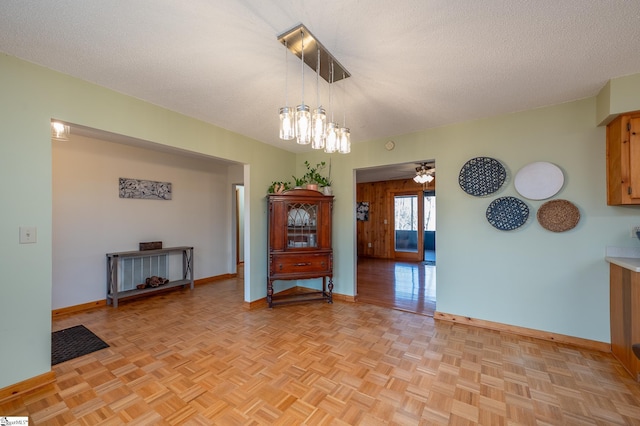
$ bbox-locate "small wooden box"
[139,241,162,251]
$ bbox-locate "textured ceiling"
[2,1,640,163]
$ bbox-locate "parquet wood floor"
[356,258,436,316]
[3,277,640,425]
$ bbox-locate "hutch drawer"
[270,252,332,277]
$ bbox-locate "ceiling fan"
[414,163,435,184]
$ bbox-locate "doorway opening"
[355,161,436,315]
[233,184,245,279]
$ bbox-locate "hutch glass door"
[286,202,318,249]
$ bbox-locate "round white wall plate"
[514,161,564,200]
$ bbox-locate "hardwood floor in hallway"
[2,278,640,424]
[357,257,436,316]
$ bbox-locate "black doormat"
[51,325,109,365]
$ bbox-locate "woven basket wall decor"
[537,199,580,232]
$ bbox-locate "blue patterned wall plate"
[486,196,529,231]
[459,157,506,196]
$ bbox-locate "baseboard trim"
[0,371,56,404]
[244,298,267,310]
[332,293,355,303]
[51,275,235,316]
[52,300,107,317]
[195,274,236,286]
[435,311,611,353]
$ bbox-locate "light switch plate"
[19,226,37,244]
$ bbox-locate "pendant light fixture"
[324,61,339,153]
[311,47,326,149]
[277,24,351,153]
[295,28,311,145]
[279,40,294,140]
[338,72,351,154]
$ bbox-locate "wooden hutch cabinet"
[607,110,640,205]
[267,189,333,308]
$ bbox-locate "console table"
[106,246,194,307]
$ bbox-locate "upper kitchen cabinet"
[607,111,640,205]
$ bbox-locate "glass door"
[393,192,423,261]
[423,190,436,263]
[286,202,318,249]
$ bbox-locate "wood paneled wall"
[356,178,435,258]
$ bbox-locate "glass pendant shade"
[338,127,351,154]
[324,122,339,153]
[279,107,294,140]
[311,107,326,149]
[295,104,311,144]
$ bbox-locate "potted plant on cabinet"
[304,161,329,192]
[291,175,306,189]
[268,180,291,194]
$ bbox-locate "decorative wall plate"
[459,157,506,196]
[486,196,529,231]
[514,161,564,200]
[537,199,580,232]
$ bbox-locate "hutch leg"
[267,279,274,308]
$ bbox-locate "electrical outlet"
[368,242,372,248]
[632,226,640,238]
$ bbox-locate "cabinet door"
[286,201,319,249]
[607,112,640,205]
[316,199,333,249]
[268,199,287,250]
[630,117,640,200]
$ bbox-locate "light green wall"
[3,51,640,390]
[596,73,640,125]
[0,53,294,387]
[304,95,640,345]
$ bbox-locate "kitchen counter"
[606,257,640,272]
[606,246,640,272]
[607,248,640,382]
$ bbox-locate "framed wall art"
[119,178,172,200]
[356,202,369,221]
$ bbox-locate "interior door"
[392,191,423,261]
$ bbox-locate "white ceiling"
[2,1,640,177]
